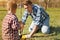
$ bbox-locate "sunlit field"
[0,7,60,40]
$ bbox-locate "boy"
[20,0,50,38]
[2,1,20,40]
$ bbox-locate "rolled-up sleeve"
[22,11,28,25]
[34,8,42,26]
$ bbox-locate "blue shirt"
[22,4,49,26]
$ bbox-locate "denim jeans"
[29,17,50,34]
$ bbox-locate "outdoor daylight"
[0,0,60,40]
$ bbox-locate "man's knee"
[41,25,50,34]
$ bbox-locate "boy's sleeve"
[22,11,28,25]
[34,8,42,26]
[11,18,20,30]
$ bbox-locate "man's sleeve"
[22,11,28,25]
[34,8,42,26]
[41,8,49,18]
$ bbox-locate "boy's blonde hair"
[7,0,17,11]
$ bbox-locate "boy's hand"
[19,21,24,33]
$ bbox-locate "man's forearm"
[29,25,39,37]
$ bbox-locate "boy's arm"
[19,21,24,33]
[11,18,20,30]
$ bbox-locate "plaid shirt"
[22,4,49,26]
[2,11,20,40]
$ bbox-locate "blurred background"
[0,0,60,40]
[0,0,60,9]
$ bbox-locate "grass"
[0,7,60,40]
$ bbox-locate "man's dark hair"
[23,0,32,5]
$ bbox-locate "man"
[20,0,50,38]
